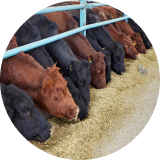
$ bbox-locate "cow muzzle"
[136,53,140,59]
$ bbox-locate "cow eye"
[138,42,141,44]
[21,109,30,115]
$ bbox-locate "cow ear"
[88,55,93,63]
[41,76,54,96]
[132,40,136,46]
[47,63,60,76]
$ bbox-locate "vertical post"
[80,0,86,36]
[123,13,128,23]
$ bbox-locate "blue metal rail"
[4,16,129,59]
[3,0,129,59]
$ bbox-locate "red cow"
[99,6,147,53]
[0,36,79,120]
[91,7,140,60]
[44,11,106,89]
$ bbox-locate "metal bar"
[123,13,128,23]
[87,1,160,9]
[80,0,86,36]
[3,16,129,59]
[0,4,84,14]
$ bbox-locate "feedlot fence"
[3,0,129,59]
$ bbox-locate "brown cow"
[99,6,123,19]
[91,7,140,60]
[1,36,79,120]
[44,11,106,89]
[99,6,146,53]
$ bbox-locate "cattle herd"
[0,2,152,143]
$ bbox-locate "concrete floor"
[92,47,160,159]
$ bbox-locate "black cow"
[27,14,92,106]
[86,9,125,75]
[1,83,53,142]
[71,14,111,83]
[16,20,88,120]
[53,2,125,75]
[64,77,88,120]
[15,21,54,69]
[128,18,152,49]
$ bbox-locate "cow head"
[119,33,140,60]
[69,59,91,106]
[89,52,106,89]
[41,64,79,120]
[1,83,52,142]
[130,33,146,53]
[106,41,125,75]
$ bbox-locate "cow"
[43,12,107,88]
[27,14,92,105]
[91,7,140,60]
[1,83,53,142]
[52,2,125,75]
[15,21,54,69]
[100,6,147,53]
[14,19,88,120]
[128,18,152,49]
[71,14,111,84]
[1,36,79,120]
[86,9,125,75]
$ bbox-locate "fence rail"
[3,0,129,59]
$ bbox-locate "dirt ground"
[30,47,160,160]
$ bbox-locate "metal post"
[80,0,86,36]
[123,13,128,23]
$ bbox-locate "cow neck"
[63,33,96,60]
[117,20,135,36]
[86,31,105,53]
[104,24,120,42]
[1,52,45,91]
